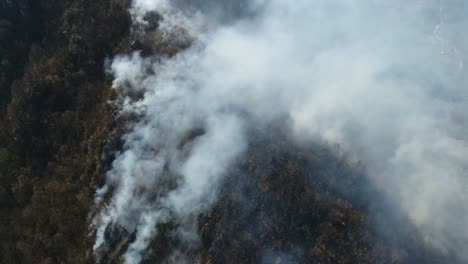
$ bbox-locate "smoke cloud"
[92,0,468,263]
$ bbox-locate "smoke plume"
[92,0,468,263]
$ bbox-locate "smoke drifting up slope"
[93,0,468,263]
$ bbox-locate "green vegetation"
[0,0,130,262]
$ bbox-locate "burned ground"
[98,127,456,264]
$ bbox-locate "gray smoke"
[92,0,468,263]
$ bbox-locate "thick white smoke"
[93,0,468,263]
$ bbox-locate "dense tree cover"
[0,1,460,264]
[98,127,453,264]
[0,0,130,262]
[196,131,447,264]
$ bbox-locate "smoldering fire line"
[92,0,468,263]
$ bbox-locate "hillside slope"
[0,1,129,262]
[1,1,465,264]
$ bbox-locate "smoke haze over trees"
[1,0,468,264]
[93,0,468,263]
